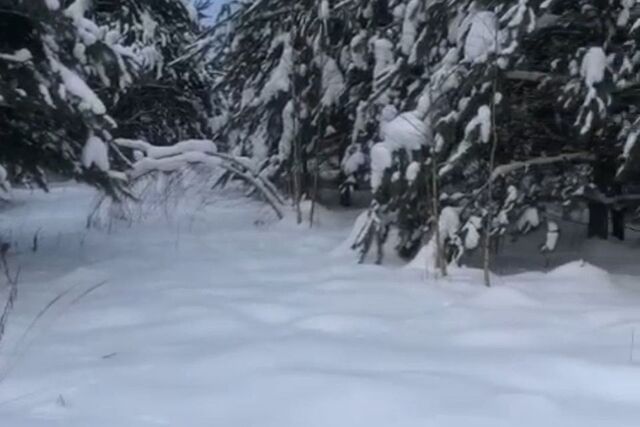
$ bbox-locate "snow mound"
[546,261,611,287]
[471,286,538,308]
[3,186,640,427]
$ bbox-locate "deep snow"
[1,185,640,426]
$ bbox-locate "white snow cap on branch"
[464,11,498,63]
[64,0,91,21]
[44,0,60,10]
[82,135,110,171]
[541,221,560,253]
[465,105,492,143]
[278,101,295,160]
[462,216,482,250]
[320,57,345,107]
[319,0,330,20]
[53,60,106,115]
[261,34,292,102]
[370,143,392,190]
[115,139,217,159]
[400,0,420,56]
[581,47,607,87]
[0,49,32,63]
[382,111,429,151]
[405,161,421,183]
[131,152,222,177]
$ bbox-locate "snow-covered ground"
[1,184,640,426]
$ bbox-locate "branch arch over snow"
[114,138,286,219]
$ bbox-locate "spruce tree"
[200,0,640,265]
[0,0,126,194]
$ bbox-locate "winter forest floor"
[1,184,640,426]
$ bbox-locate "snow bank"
[1,186,640,427]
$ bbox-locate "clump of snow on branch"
[261,34,293,101]
[541,221,560,253]
[581,47,607,87]
[53,60,107,115]
[341,145,366,176]
[461,216,482,250]
[82,135,110,171]
[464,11,498,63]
[517,207,541,234]
[381,111,429,151]
[113,138,284,219]
[370,143,392,191]
[0,49,32,63]
[44,0,60,10]
[320,57,345,107]
[278,101,295,161]
[400,0,421,56]
[465,105,492,143]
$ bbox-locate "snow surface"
[1,185,640,426]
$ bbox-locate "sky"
[203,0,226,21]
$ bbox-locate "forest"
[1,1,640,425]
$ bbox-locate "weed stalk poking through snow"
[0,242,19,349]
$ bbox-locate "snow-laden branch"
[115,138,218,160]
[490,152,595,181]
[114,138,285,218]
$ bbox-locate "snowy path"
[1,185,640,426]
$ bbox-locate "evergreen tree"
[86,0,214,145]
[0,0,126,194]
[0,0,213,196]
[197,0,640,265]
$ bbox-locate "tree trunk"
[587,156,616,240]
[611,208,625,241]
[588,203,609,239]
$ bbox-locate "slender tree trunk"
[431,159,447,277]
[309,152,320,228]
[612,208,625,241]
[588,203,608,239]
[484,65,500,288]
[289,21,302,224]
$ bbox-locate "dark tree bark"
[611,208,625,241]
[588,203,609,239]
[588,157,617,240]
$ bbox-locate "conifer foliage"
[0,0,212,196]
[204,0,640,266]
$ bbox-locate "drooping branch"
[114,138,286,218]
